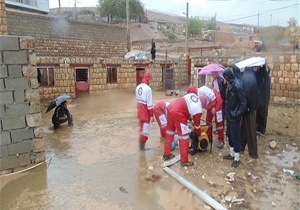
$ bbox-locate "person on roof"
[135,72,154,150]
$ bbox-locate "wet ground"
[1,91,299,210]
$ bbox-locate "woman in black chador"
[151,38,156,61]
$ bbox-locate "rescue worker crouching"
[163,86,202,167]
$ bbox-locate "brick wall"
[6,11,128,58]
[0,0,7,35]
[191,54,300,103]
[0,35,45,174]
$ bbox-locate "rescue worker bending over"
[163,86,202,167]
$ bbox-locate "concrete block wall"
[6,11,128,58]
[0,35,45,174]
[191,54,300,103]
[0,0,7,35]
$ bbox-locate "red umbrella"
[198,64,225,76]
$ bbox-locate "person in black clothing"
[52,101,73,129]
[231,64,243,80]
[256,65,271,136]
[222,68,247,168]
[240,66,259,159]
[150,38,156,61]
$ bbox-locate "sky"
[49,0,300,27]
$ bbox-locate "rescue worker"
[153,100,170,141]
[222,68,247,168]
[197,86,225,149]
[163,86,202,167]
[135,72,154,150]
[52,101,73,129]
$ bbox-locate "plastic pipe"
[164,167,227,210]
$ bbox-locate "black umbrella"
[46,95,70,113]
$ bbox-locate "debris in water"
[145,174,162,182]
[225,172,235,182]
[119,186,128,194]
[283,169,294,175]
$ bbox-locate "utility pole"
[185,2,189,56]
[270,14,272,26]
[257,13,259,38]
[126,0,130,51]
[58,0,61,15]
[74,0,77,21]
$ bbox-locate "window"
[38,67,54,87]
[106,67,117,84]
[76,68,89,82]
[249,35,253,41]
[239,37,243,42]
[17,0,23,3]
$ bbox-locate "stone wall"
[6,11,127,58]
[37,57,188,101]
[0,0,7,35]
[191,54,300,103]
[0,35,45,174]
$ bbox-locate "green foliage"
[188,16,202,36]
[98,0,145,21]
[163,31,177,42]
[207,16,217,30]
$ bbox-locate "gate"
[75,68,89,96]
[165,68,174,90]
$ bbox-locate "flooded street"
[1,91,299,210]
[1,91,205,210]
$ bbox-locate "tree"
[287,17,298,28]
[98,0,145,23]
[188,16,202,36]
[207,16,216,30]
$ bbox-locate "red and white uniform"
[153,101,170,139]
[164,93,202,163]
[198,86,224,143]
[136,73,153,143]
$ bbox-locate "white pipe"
[164,167,227,210]
[0,155,53,177]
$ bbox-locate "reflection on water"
[1,91,206,210]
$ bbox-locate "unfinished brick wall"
[6,11,127,58]
[191,54,300,103]
[0,0,7,35]
[0,35,45,174]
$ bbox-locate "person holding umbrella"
[52,101,73,129]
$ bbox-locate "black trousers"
[256,104,269,134]
[241,111,258,159]
[53,115,73,129]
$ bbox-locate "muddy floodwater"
[1,91,299,210]
[1,91,205,210]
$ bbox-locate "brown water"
[0,91,206,210]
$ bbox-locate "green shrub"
[163,31,177,42]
